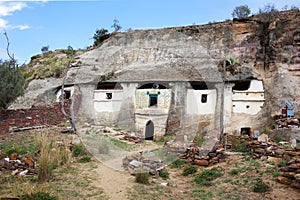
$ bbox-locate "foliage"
[252,178,270,193]
[159,170,169,180]
[21,192,58,200]
[111,18,122,32]
[194,135,205,147]
[41,45,50,53]
[229,168,241,176]
[0,60,25,109]
[72,144,87,157]
[135,172,150,184]
[79,155,91,163]
[194,167,223,186]
[257,3,279,22]
[191,189,213,200]
[183,165,198,176]
[232,5,251,18]
[93,28,109,46]
[225,57,239,66]
[170,159,187,169]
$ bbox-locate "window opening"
[106,93,112,99]
[201,94,208,103]
[241,127,251,136]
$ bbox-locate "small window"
[201,94,208,103]
[149,96,158,107]
[241,127,251,136]
[106,93,112,99]
[64,90,71,99]
[246,105,250,109]
[233,105,236,107]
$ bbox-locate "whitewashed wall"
[186,89,216,115]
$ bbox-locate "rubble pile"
[275,117,300,129]
[122,151,164,175]
[277,158,300,189]
[0,100,71,133]
[0,153,36,177]
[179,145,227,166]
[120,134,143,143]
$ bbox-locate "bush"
[183,165,198,176]
[194,167,223,186]
[135,172,150,184]
[229,168,241,176]
[21,191,57,200]
[232,5,251,18]
[253,178,270,193]
[79,155,91,163]
[72,144,86,157]
[159,170,169,180]
[170,159,187,169]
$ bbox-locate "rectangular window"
[201,94,208,103]
[106,93,112,99]
[149,96,158,107]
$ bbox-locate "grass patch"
[79,155,91,163]
[135,172,150,184]
[72,144,87,157]
[194,167,223,186]
[21,192,58,200]
[229,168,241,176]
[252,178,270,193]
[159,170,169,180]
[183,165,198,176]
[191,189,213,200]
[170,159,187,169]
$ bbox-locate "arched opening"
[138,83,167,89]
[145,120,154,140]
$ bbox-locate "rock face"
[9,10,300,137]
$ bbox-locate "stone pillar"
[78,84,96,119]
[117,83,138,129]
[214,82,224,134]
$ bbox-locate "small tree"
[41,45,49,53]
[232,5,251,18]
[0,32,25,109]
[258,3,279,22]
[93,28,109,46]
[111,18,122,32]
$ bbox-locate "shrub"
[135,172,150,184]
[194,167,223,186]
[21,191,57,200]
[79,155,91,163]
[170,159,187,169]
[229,168,241,176]
[232,5,251,18]
[183,165,198,176]
[72,144,86,157]
[159,170,169,180]
[253,178,270,193]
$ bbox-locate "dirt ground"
[0,128,299,200]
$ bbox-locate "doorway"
[145,120,154,140]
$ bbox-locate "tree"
[0,32,25,109]
[258,3,279,22]
[93,28,109,46]
[41,45,49,53]
[232,5,251,18]
[111,18,122,32]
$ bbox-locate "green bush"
[159,170,169,180]
[79,155,91,163]
[229,168,241,176]
[194,167,223,186]
[72,144,86,157]
[183,165,198,176]
[21,192,57,200]
[135,172,150,184]
[170,159,187,169]
[253,178,270,193]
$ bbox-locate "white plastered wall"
[186,89,217,115]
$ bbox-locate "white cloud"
[0,2,30,30]
[0,2,27,17]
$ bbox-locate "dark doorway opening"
[241,127,251,136]
[64,90,71,99]
[145,121,154,140]
[201,94,208,103]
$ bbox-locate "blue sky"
[0,0,299,64]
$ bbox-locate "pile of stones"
[122,151,164,175]
[278,158,300,189]
[0,152,36,177]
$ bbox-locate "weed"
[79,155,91,163]
[229,168,241,176]
[21,192,58,200]
[72,144,86,157]
[191,189,213,200]
[194,135,205,147]
[135,172,150,184]
[170,159,187,169]
[253,178,270,193]
[183,165,198,176]
[194,167,223,186]
[159,170,169,180]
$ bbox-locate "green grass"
[135,172,150,184]
[159,170,169,180]
[194,167,223,186]
[191,189,213,200]
[252,178,270,193]
[183,165,198,176]
[170,159,187,169]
